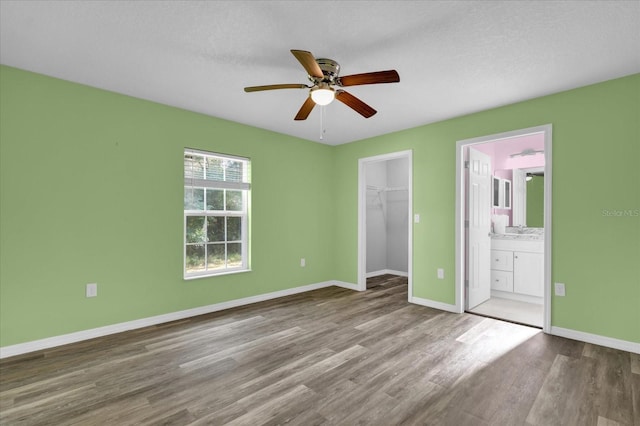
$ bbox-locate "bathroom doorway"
[455,125,552,331]
[358,150,413,296]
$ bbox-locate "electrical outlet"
[300,258,306,267]
[414,214,420,223]
[86,283,98,298]
[437,268,444,279]
[554,282,565,297]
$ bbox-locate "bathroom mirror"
[512,167,544,226]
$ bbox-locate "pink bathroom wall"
[495,133,545,170]
[470,133,544,172]
[470,133,545,225]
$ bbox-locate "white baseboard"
[550,326,640,355]
[410,296,461,313]
[0,280,336,359]
[4,282,637,359]
[366,269,409,278]
[332,280,361,291]
[410,299,639,354]
[491,290,543,305]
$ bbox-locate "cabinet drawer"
[490,250,513,271]
[491,270,513,292]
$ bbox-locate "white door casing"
[455,124,552,333]
[358,150,413,296]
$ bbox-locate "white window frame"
[184,148,250,279]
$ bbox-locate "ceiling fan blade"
[244,84,308,92]
[338,70,400,87]
[290,50,324,79]
[335,90,377,118]
[294,96,316,121]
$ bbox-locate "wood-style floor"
[1,275,638,425]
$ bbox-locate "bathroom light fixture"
[526,173,533,181]
[510,148,544,158]
[310,83,335,105]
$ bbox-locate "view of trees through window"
[184,151,249,277]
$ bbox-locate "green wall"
[1,66,638,348]
[0,66,335,346]
[526,175,544,227]
[333,73,639,344]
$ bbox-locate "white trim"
[366,269,409,278]
[491,290,543,305]
[0,281,336,359]
[455,125,552,330]
[357,150,413,299]
[542,126,552,333]
[332,280,361,291]
[410,296,459,313]
[185,178,250,190]
[551,327,640,355]
[454,139,466,314]
[185,147,249,163]
[4,280,636,359]
[183,267,252,280]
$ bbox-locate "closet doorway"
[358,150,413,296]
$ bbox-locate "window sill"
[184,268,252,281]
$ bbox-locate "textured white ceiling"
[1,1,639,145]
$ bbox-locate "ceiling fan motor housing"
[312,58,340,84]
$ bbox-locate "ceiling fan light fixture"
[311,85,335,106]
[244,49,400,120]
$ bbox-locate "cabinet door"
[513,251,544,297]
[502,179,511,210]
[490,250,513,272]
[491,270,513,292]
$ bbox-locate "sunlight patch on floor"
[457,317,541,362]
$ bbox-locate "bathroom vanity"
[490,228,544,304]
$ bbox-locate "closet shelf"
[366,185,408,192]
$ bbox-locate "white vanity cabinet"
[513,251,544,297]
[490,238,544,301]
[490,250,513,292]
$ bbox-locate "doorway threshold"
[467,297,542,328]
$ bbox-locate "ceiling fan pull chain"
[320,105,326,140]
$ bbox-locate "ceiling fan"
[244,49,400,120]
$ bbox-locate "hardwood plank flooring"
[1,275,638,425]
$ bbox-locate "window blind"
[184,149,250,191]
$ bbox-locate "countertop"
[491,227,544,241]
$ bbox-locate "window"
[184,149,250,278]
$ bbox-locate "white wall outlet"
[86,283,98,298]
[437,268,444,279]
[300,258,306,267]
[555,282,566,297]
[414,214,420,223]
